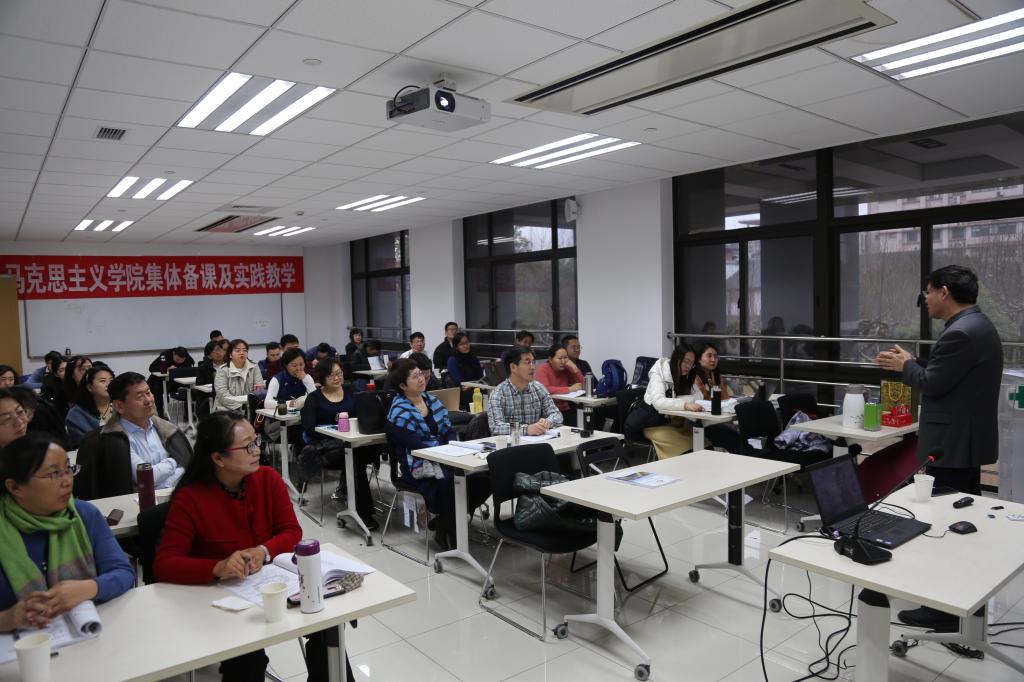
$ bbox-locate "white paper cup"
[913,474,935,502]
[15,632,53,682]
[260,581,288,622]
[154,488,173,504]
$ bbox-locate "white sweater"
[643,357,702,412]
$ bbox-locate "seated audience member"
[39,355,68,406]
[500,330,535,367]
[446,333,484,409]
[265,347,316,410]
[9,387,67,446]
[349,338,384,372]
[344,328,363,358]
[643,344,701,459]
[0,390,29,450]
[258,342,281,380]
[486,347,562,436]
[147,347,193,419]
[399,332,427,360]
[0,434,134,634]
[212,339,264,413]
[0,366,18,389]
[280,333,301,351]
[25,351,61,389]
[155,413,350,681]
[65,367,115,449]
[561,335,593,376]
[408,352,442,391]
[196,340,227,386]
[692,342,746,453]
[298,359,378,528]
[305,342,337,368]
[385,359,491,550]
[535,344,585,427]
[265,333,305,378]
[79,372,191,498]
[209,329,224,343]
[52,355,92,420]
[432,321,459,373]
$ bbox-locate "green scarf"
[0,495,96,600]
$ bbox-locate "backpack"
[595,359,627,398]
[354,390,396,434]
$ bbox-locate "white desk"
[771,487,1024,681]
[89,493,140,538]
[542,452,798,679]
[413,427,622,590]
[257,408,302,499]
[315,421,387,543]
[353,369,387,379]
[553,392,617,430]
[656,407,735,450]
[0,544,414,682]
[460,380,495,392]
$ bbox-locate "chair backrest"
[354,390,396,434]
[432,387,461,412]
[857,436,920,503]
[575,436,627,477]
[735,399,782,441]
[486,443,559,509]
[465,411,491,440]
[383,431,406,486]
[137,501,171,585]
[168,366,200,382]
[631,356,657,386]
[484,360,508,386]
[777,393,818,424]
[615,386,647,438]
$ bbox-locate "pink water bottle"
[337,411,350,432]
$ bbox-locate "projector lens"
[435,90,455,112]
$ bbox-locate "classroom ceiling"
[1,0,1023,246]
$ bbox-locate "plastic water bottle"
[294,539,324,614]
[711,385,722,416]
[337,411,350,432]
[472,388,484,414]
[366,379,376,391]
[842,384,866,430]
[509,421,521,447]
[137,463,155,511]
[585,373,594,397]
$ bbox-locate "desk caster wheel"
[795,521,805,532]
[553,623,568,640]
[769,598,782,613]
[433,558,444,574]
[688,569,700,583]
[891,640,908,657]
[482,584,497,600]
[634,663,650,681]
[337,518,347,528]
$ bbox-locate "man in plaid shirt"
[487,347,563,436]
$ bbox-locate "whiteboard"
[25,294,283,356]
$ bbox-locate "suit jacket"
[902,306,1002,469]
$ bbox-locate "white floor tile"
[345,615,403,657]
[349,640,460,681]
[373,573,485,639]
[502,646,634,681]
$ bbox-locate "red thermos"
[137,463,156,511]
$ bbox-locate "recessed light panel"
[253,225,316,237]
[73,219,134,233]
[335,195,426,212]
[107,176,193,200]
[178,71,336,135]
[490,133,640,168]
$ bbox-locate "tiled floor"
[165,472,1024,681]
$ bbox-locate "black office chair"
[479,443,597,641]
[616,387,656,462]
[630,356,657,387]
[777,392,819,425]
[379,433,432,566]
[137,501,172,586]
[570,437,668,592]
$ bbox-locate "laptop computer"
[807,454,931,549]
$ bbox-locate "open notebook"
[0,600,101,664]
[221,551,376,606]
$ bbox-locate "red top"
[535,361,585,412]
[154,466,302,585]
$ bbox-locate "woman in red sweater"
[154,412,349,682]
[535,345,585,427]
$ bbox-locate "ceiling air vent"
[512,0,894,115]
[909,138,947,150]
[196,215,278,234]
[95,126,127,140]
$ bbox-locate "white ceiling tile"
[307,91,394,128]
[56,115,167,147]
[406,12,575,75]
[49,138,149,163]
[723,109,865,149]
[0,77,69,115]
[94,0,262,69]
[157,128,261,155]
[220,155,308,175]
[0,108,58,137]
[658,129,798,161]
[483,0,666,39]
[358,169,438,187]
[1,0,101,44]
[279,0,466,52]
[137,145,231,171]
[271,117,380,147]
[34,183,107,198]
[390,157,479,175]
[715,50,838,89]
[293,161,376,180]
[267,176,340,191]
[417,175,488,190]
[466,78,541,119]
[355,129,452,155]
[663,90,790,126]
[525,105,644,131]
[346,55,495,98]
[131,0,292,25]
[0,153,43,170]
[66,88,191,127]
[595,112,704,142]
[199,169,282,186]
[322,147,416,168]
[745,61,888,107]
[630,80,733,112]
[38,170,120,188]
[821,0,970,58]
[511,43,620,85]
[590,0,725,51]
[77,50,222,101]
[804,85,962,136]
[43,156,133,176]
[450,163,529,181]
[0,35,82,85]
[536,158,662,182]
[901,51,1024,118]
[610,144,723,173]
[428,139,520,163]
[238,186,318,200]
[233,30,391,91]
[473,119,582,147]
[0,169,38,183]
[245,138,340,162]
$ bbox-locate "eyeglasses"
[34,464,81,482]
[227,438,262,455]
[408,370,426,381]
[0,406,28,427]
[327,371,344,379]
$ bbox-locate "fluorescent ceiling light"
[534,141,640,169]
[286,227,316,236]
[370,197,425,212]
[250,86,335,136]
[490,133,596,165]
[272,226,305,236]
[107,176,139,198]
[215,79,294,132]
[881,26,1024,71]
[93,220,114,232]
[513,137,620,167]
[132,178,167,199]
[254,225,291,236]
[74,219,93,231]
[854,8,1024,62]
[896,41,1024,79]
[156,180,194,201]
[179,72,251,128]
[355,196,407,211]
[111,220,134,232]
[336,195,390,210]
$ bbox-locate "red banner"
[0,255,304,300]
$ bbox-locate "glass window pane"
[402,231,409,267]
[675,153,817,235]
[680,243,740,354]
[556,198,576,248]
[465,264,495,346]
[464,214,489,259]
[932,217,1024,345]
[838,227,921,361]
[368,275,403,341]
[834,112,1024,218]
[402,274,410,334]
[558,258,577,334]
[747,237,814,360]
[492,202,553,255]
[368,233,402,270]
[351,240,365,274]
[495,261,553,331]
[352,279,367,326]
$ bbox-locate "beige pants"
[643,417,694,459]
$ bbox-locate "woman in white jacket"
[212,339,264,412]
[643,343,701,459]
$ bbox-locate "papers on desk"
[606,470,679,488]
[220,552,376,606]
[272,551,375,580]
[562,390,585,398]
[694,398,738,414]
[368,356,385,370]
[520,429,561,443]
[423,442,485,457]
[0,600,102,664]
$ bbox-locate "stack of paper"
[606,470,680,488]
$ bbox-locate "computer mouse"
[949,521,977,534]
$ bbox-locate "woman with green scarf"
[0,433,134,632]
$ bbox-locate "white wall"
[302,242,351,349]
[576,178,675,376]
[409,220,464,347]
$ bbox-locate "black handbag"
[354,390,395,434]
[623,398,667,441]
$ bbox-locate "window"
[747,237,814,359]
[463,198,577,351]
[350,231,409,342]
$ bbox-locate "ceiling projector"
[386,86,490,132]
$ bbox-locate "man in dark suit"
[877,264,1003,631]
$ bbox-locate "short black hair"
[926,265,979,305]
[349,328,363,341]
[266,341,281,351]
[281,347,305,367]
[316,342,331,354]
[203,340,219,357]
[8,386,37,412]
[75,366,115,417]
[315,357,342,386]
[409,332,424,342]
[515,330,534,343]
[444,321,459,331]
[1,432,63,490]
[227,339,248,356]
[0,365,19,384]
[364,339,382,352]
[408,352,432,372]
[505,346,534,371]
[171,346,188,360]
[280,333,300,346]
[44,351,63,372]
[387,358,419,396]
[560,334,579,348]
[109,371,147,403]
[209,329,222,339]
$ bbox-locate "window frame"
[350,230,410,341]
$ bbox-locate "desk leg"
[693,425,705,450]
[327,622,347,682]
[435,470,491,587]
[692,488,781,604]
[899,605,1024,677]
[335,446,373,545]
[563,516,651,678]
[185,388,194,433]
[857,589,890,682]
[277,422,301,500]
[577,406,586,430]
[162,376,170,421]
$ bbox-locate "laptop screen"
[807,455,867,526]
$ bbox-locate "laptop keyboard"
[836,510,902,535]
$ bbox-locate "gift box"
[881,404,913,427]
[881,379,918,423]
